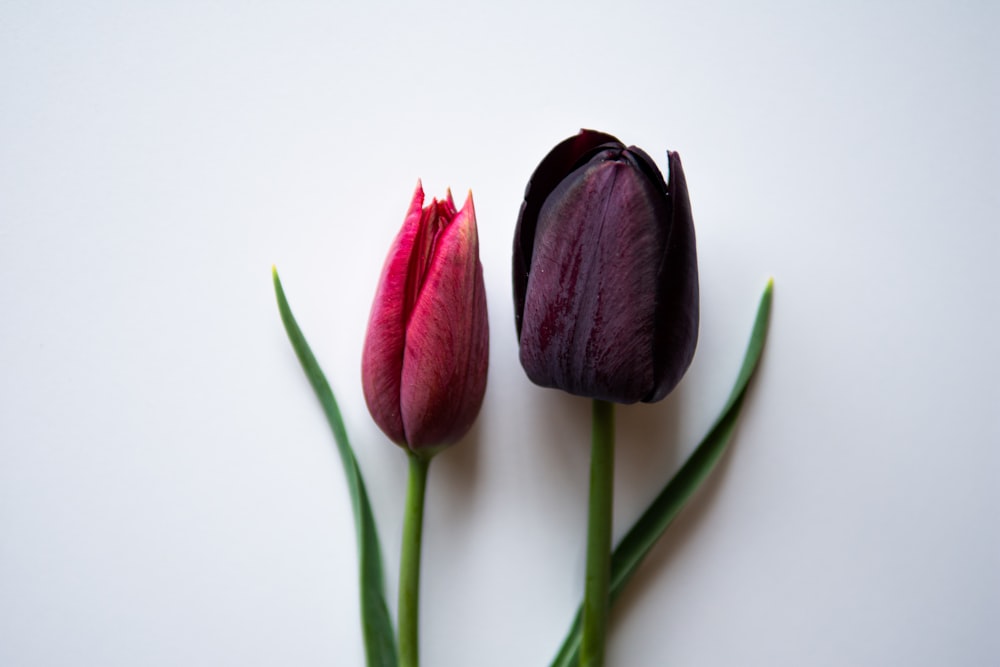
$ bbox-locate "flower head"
[363,182,489,454]
[513,130,698,403]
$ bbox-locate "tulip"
[514,130,699,666]
[362,181,489,455]
[363,181,489,667]
[512,129,699,404]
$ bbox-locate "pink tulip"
[362,181,489,455]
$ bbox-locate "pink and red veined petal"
[400,193,488,451]
[361,181,427,445]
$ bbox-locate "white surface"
[2,2,998,665]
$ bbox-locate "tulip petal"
[513,129,621,337]
[400,193,489,450]
[644,151,699,402]
[519,151,671,403]
[361,181,426,445]
[404,197,453,324]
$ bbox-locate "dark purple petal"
[645,151,699,402]
[513,129,621,337]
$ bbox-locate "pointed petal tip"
[455,188,475,217]
[450,190,479,246]
[409,180,425,208]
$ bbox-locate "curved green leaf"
[550,279,774,667]
[273,266,398,667]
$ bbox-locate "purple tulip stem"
[581,399,615,667]
[398,453,431,667]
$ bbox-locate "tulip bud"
[512,130,699,404]
[362,181,489,455]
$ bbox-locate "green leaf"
[549,279,774,667]
[272,266,398,667]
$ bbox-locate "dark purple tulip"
[512,129,699,404]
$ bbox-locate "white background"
[2,2,997,665]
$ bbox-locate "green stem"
[398,453,430,667]
[581,399,615,667]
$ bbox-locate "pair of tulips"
[358,129,699,667]
[363,129,698,451]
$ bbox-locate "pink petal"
[361,181,425,446]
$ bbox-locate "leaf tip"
[272,265,284,293]
[757,278,775,324]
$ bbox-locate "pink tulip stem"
[398,452,431,667]
[581,399,615,667]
